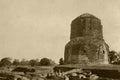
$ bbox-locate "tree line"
[0,57,56,67]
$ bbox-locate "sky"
[0,0,120,63]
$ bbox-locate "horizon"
[0,0,120,63]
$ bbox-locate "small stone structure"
[64,13,109,64]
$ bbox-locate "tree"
[29,59,39,66]
[109,51,117,63]
[0,57,12,67]
[39,58,51,66]
[109,50,120,64]
[59,58,64,65]
[13,59,20,66]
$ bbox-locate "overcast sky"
[0,0,120,62]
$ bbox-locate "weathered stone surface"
[70,13,103,40]
[64,13,109,64]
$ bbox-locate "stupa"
[64,13,109,64]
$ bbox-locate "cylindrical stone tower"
[70,13,103,40]
[64,13,109,64]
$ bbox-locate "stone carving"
[64,13,109,64]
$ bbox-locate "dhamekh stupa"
[64,13,109,64]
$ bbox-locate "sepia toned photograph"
[0,0,120,80]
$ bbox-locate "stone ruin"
[64,13,109,64]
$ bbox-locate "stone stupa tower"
[64,13,109,64]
